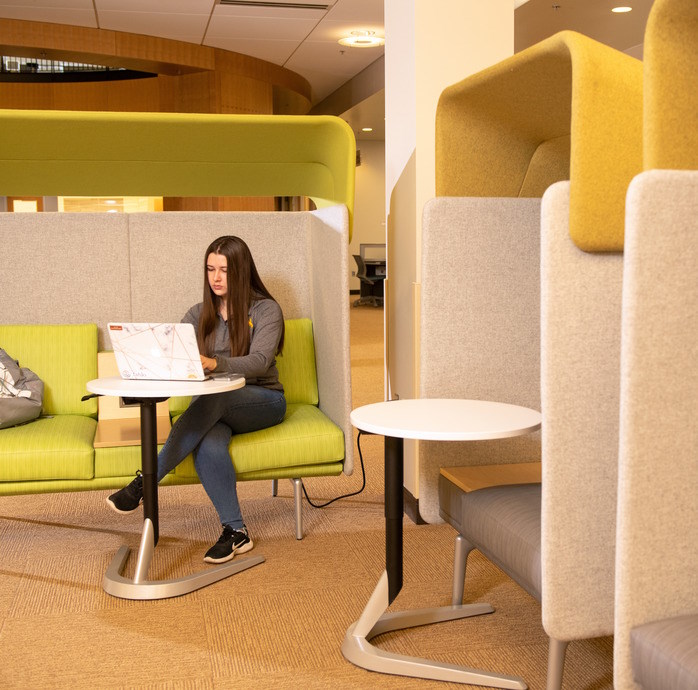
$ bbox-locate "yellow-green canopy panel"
[644,0,698,171]
[0,110,356,240]
[436,31,643,252]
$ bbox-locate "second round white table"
[342,398,542,689]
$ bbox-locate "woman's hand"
[200,355,217,372]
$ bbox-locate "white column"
[384,0,514,499]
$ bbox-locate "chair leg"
[271,478,278,497]
[546,638,569,690]
[292,478,303,540]
[452,533,475,605]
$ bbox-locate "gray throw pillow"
[0,348,44,429]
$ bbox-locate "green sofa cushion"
[168,317,318,416]
[0,324,98,416]
[0,415,96,481]
[173,403,344,479]
[237,462,343,482]
[94,442,165,479]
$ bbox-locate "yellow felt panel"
[0,110,356,240]
[643,0,698,170]
[519,135,571,198]
[436,31,643,252]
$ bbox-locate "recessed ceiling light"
[361,127,373,132]
[338,30,385,48]
[105,199,117,204]
[612,6,633,12]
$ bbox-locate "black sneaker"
[106,471,143,514]
[204,525,253,564]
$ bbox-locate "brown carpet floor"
[0,302,612,689]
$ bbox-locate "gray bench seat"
[631,614,698,690]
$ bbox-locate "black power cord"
[301,430,367,508]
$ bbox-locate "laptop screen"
[107,322,207,381]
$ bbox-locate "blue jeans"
[156,385,286,530]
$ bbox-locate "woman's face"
[206,252,228,300]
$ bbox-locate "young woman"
[107,236,286,563]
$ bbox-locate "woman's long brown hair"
[198,236,284,358]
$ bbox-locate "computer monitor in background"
[360,243,386,264]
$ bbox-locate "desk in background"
[353,243,386,307]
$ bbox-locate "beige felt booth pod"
[614,171,698,690]
[613,2,698,687]
[421,30,643,689]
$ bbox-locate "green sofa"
[0,320,345,538]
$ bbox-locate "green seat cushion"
[0,324,98,416]
[237,462,343,481]
[168,394,192,418]
[174,403,344,479]
[0,415,96,481]
[94,442,166,479]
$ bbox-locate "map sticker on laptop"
[108,323,206,381]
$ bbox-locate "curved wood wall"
[0,18,311,115]
[0,18,313,210]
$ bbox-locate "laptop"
[107,322,207,381]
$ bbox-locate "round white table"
[86,375,245,401]
[350,398,542,441]
[86,375,265,600]
[342,398,541,689]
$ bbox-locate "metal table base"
[103,396,263,600]
[342,571,526,688]
[103,517,265,600]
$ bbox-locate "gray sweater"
[182,299,284,391]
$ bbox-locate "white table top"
[350,398,541,441]
[86,375,245,399]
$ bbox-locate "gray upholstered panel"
[308,205,353,474]
[127,212,312,324]
[614,171,698,689]
[0,213,131,350]
[540,181,622,642]
[630,615,698,690]
[419,197,542,524]
[460,483,542,601]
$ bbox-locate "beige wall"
[385,0,514,496]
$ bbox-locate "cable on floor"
[302,430,367,508]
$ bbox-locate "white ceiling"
[340,0,653,142]
[0,0,385,105]
[0,0,654,141]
